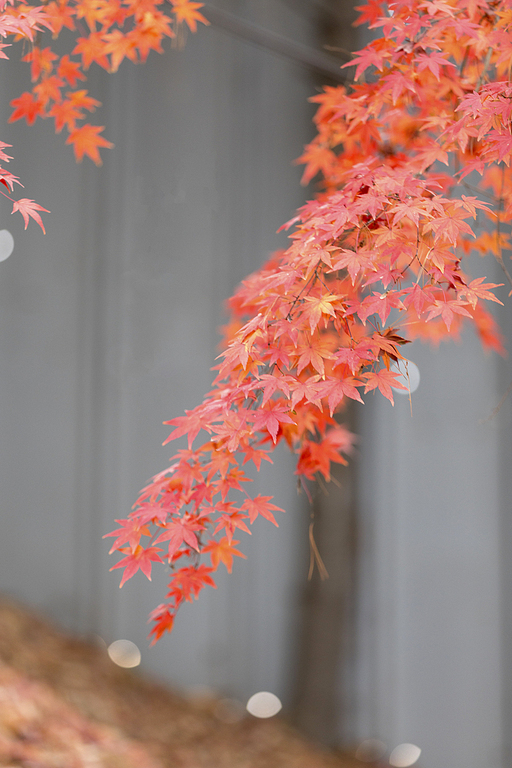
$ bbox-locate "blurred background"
[0,2,510,767]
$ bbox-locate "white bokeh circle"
[246,691,282,718]
[0,230,14,262]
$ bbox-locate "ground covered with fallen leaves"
[0,597,361,768]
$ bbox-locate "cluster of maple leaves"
[105,0,512,642]
[0,0,207,230]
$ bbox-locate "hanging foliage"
[109,0,512,642]
[0,0,207,229]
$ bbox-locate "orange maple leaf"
[49,98,84,132]
[102,29,139,72]
[66,124,113,164]
[22,46,58,81]
[57,55,86,87]
[46,0,76,35]
[170,0,209,33]
[202,537,246,573]
[73,31,110,70]
[9,92,45,125]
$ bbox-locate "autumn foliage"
[103,0,512,643]
[0,0,208,229]
[5,0,512,642]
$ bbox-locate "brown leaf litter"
[0,597,362,768]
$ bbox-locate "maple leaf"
[415,51,455,80]
[289,374,323,409]
[203,537,246,573]
[166,564,216,604]
[213,510,251,542]
[110,544,164,587]
[241,444,273,471]
[164,408,212,448]
[57,55,86,87]
[425,297,473,330]
[343,45,387,80]
[33,75,64,106]
[73,32,110,70]
[103,29,139,72]
[295,338,334,376]
[66,124,113,165]
[330,248,376,285]
[49,98,84,132]
[317,376,364,415]
[9,92,45,125]
[252,401,295,443]
[356,291,404,326]
[11,199,50,233]
[170,0,209,32]
[423,207,475,245]
[353,0,384,27]
[103,518,151,553]
[302,293,342,332]
[46,0,76,35]
[362,368,408,405]
[460,277,503,309]
[22,46,58,81]
[153,516,202,559]
[148,603,175,644]
[240,495,284,526]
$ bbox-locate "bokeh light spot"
[107,638,141,668]
[0,230,14,262]
[389,743,421,767]
[246,691,282,718]
[390,359,420,394]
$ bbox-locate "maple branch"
[286,265,320,321]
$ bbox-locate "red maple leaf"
[103,518,151,553]
[240,495,284,526]
[11,199,50,233]
[110,544,164,587]
[252,401,295,443]
[153,516,202,559]
[166,564,216,604]
[202,537,246,573]
[148,603,175,644]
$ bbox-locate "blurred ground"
[0,597,362,768]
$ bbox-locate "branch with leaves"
[106,0,512,643]
[1,0,207,231]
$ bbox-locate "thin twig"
[308,522,329,581]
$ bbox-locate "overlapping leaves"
[104,0,511,642]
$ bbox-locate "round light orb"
[389,743,422,767]
[246,691,282,719]
[107,638,141,668]
[0,230,14,262]
[390,359,420,394]
[355,739,387,762]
